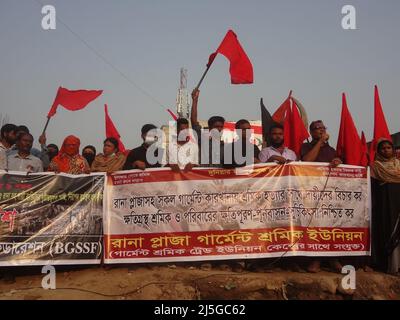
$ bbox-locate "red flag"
[336,93,363,165]
[360,131,369,167]
[104,104,126,153]
[223,122,263,135]
[284,98,310,157]
[166,109,178,121]
[207,30,253,84]
[47,87,103,118]
[272,91,292,124]
[369,85,392,161]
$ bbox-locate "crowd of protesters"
[0,88,399,275]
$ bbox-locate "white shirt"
[167,140,199,169]
[259,146,297,163]
[6,153,43,172]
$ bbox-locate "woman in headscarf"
[82,145,97,167]
[91,138,126,173]
[48,135,90,174]
[371,139,400,274]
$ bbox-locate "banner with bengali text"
[104,163,371,263]
[0,172,105,266]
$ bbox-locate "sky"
[0,0,399,151]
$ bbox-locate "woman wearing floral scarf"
[48,135,90,174]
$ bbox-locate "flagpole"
[42,117,51,135]
[195,64,212,90]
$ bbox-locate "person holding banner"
[167,118,199,172]
[7,125,50,169]
[123,124,164,170]
[223,119,260,168]
[46,143,59,163]
[82,145,97,167]
[48,135,90,174]
[191,89,225,167]
[259,124,297,164]
[301,120,342,167]
[371,139,400,274]
[0,124,18,152]
[0,124,18,170]
[301,120,343,273]
[6,132,43,172]
[91,137,126,173]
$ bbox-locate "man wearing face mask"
[123,124,164,170]
[259,124,297,164]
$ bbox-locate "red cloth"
[360,131,369,167]
[369,85,392,162]
[284,98,310,157]
[105,104,126,153]
[336,93,364,165]
[272,91,292,124]
[207,30,253,84]
[60,135,80,156]
[50,135,89,174]
[47,87,103,117]
[223,122,262,135]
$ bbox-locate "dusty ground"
[1,261,399,300]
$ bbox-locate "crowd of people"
[0,88,399,275]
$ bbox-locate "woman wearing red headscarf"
[48,135,90,174]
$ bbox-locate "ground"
[0,262,399,300]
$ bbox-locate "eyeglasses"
[311,126,327,131]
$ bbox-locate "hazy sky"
[0,0,399,151]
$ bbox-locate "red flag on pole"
[284,98,310,157]
[369,85,392,162]
[105,104,126,153]
[272,91,292,124]
[360,131,369,167]
[47,87,103,118]
[336,93,363,165]
[207,30,253,84]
